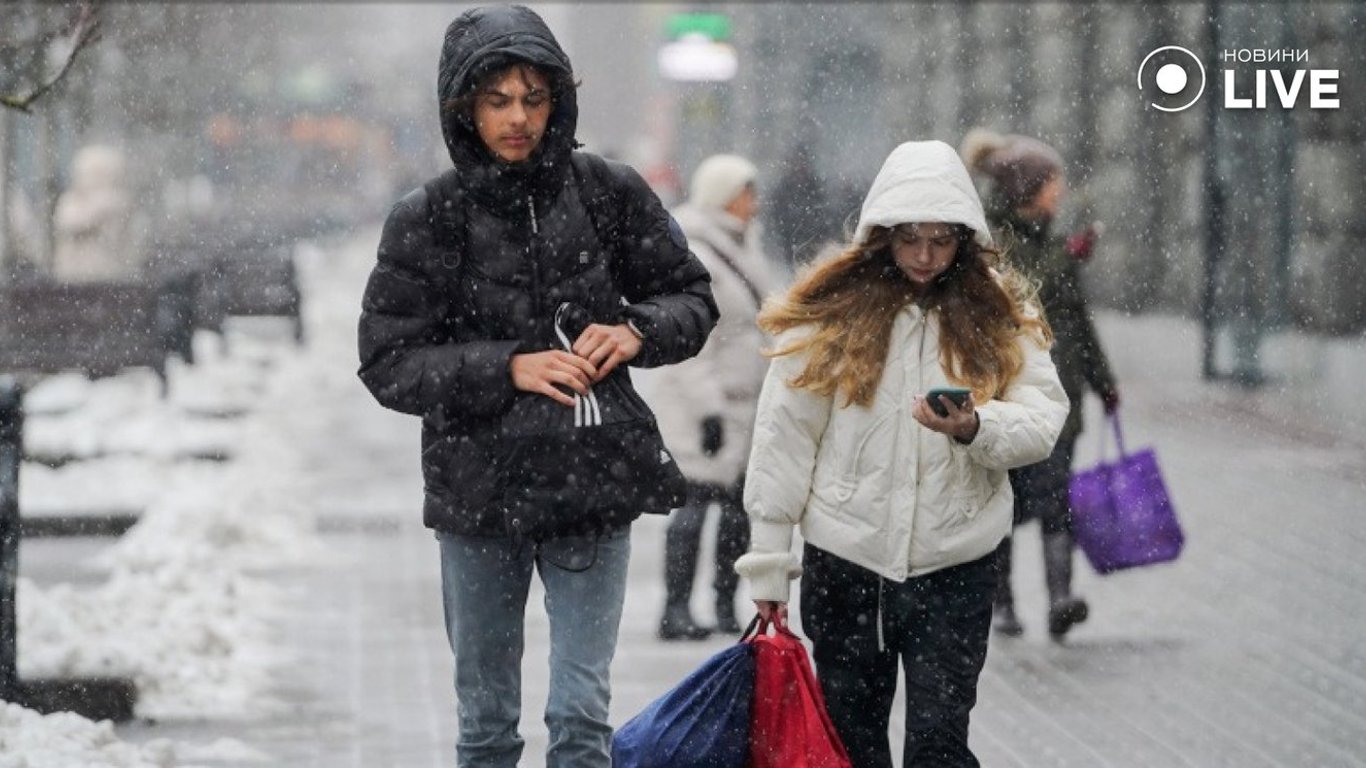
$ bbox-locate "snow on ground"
[0,705,271,768]
[17,565,282,720]
[4,238,344,761]
[0,703,178,768]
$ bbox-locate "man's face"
[473,66,552,164]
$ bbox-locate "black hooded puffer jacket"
[357,5,718,536]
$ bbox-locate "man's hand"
[510,350,598,408]
[1065,221,1104,262]
[572,323,642,382]
[1101,385,1121,414]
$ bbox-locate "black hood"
[437,5,578,208]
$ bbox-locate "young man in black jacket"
[357,6,717,766]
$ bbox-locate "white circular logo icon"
[1137,46,1206,112]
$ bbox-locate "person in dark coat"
[766,144,832,274]
[961,128,1120,640]
[356,6,717,766]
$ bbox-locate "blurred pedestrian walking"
[767,144,833,274]
[736,140,1067,767]
[961,128,1121,640]
[651,154,785,641]
[356,6,717,767]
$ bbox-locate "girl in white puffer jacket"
[735,140,1067,767]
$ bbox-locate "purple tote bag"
[1068,412,1184,574]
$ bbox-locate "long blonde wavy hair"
[757,225,1051,408]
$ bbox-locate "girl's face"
[891,223,960,288]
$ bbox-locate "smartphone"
[925,387,972,417]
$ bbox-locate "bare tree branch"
[1,2,102,114]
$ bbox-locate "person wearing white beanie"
[646,153,785,640]
[688,154,759,213]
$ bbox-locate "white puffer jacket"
[645,203,785,485]
[734,140,1068,601]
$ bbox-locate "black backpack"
[423,153,688,543]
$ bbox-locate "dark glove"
[1065,222,1104,262]
[1100,386,1120,414]
[701,415,724,457]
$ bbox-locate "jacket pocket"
[422,434,503,510]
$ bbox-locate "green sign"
[666,12,731,42]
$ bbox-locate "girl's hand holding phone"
[913,388,980,444]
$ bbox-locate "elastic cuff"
[962,407,1000,458]
[734,551,801,603]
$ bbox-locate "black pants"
[1009,436,1076,535]
[663,481,748,608]
[801,544,997,768]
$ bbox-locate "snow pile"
[96,419,326,575]
[0,703,177,768]
[19,457,169,516]
[5,237,353,758]
[21,350,261,465]
[16,362,327,720]
[16,562,283,720]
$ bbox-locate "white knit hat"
[688,154,758,212]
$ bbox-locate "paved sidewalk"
[120,228,1366,766]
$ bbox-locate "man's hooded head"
[437,5,579,173]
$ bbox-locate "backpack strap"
[423,169,465,272]
[570,152,627,264]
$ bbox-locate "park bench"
[0,279,175,385]
[0,278,193,719]
[0,377,136,721]
[201,230,305,344]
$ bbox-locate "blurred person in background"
[356,6,716,766]
[51,145,148,283]
[767,143,832,274]
[652,154,785,641]
[961,128,1120,640]
[737,140,1067,766]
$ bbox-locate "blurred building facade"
[4,2,1360,344]
[708,2,1364,338]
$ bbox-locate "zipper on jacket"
[907,311,930,579]
[915,315,928,490]
[527,195,543,316]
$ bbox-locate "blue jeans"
[437,526,631,768]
